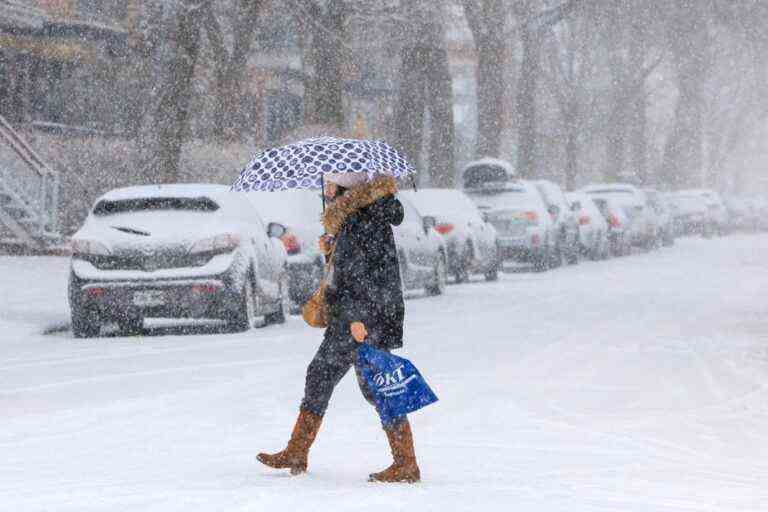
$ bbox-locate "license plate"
[133,290,165,307]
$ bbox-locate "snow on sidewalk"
[1,235,768,511]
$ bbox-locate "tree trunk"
[661,5,707,189]
[304,2,345,128]
[563,100,578,190]
[630,91,648,185]
[154,4,203,183]
[516,24,540,178]
[426,47,456,187]
[475,35,505,158]
[605,99,626,182]
[394,45,428,172]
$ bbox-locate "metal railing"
[0,114,60,249]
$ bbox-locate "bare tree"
[543,13,597,189]
[600,1,663,184]
[154,1,206,182]
[393,1,455,187]
[202,0,265,140]
[289,0,348,128]
[461,0,508,158]
[659,3,711,189]
[514,0,583,178]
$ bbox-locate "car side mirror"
[267,222,287,239]
[423,216,437,234]
[547,204,560,217]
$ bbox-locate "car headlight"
[71,239,111,257]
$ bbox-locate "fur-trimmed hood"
[322,176,399,236]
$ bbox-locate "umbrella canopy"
[231,137,416,192]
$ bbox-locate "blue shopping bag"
[357,344,439,426]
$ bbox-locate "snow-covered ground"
[2,235,768,511]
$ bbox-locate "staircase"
[0,115,60,252]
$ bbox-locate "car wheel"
[456,242,474,283]
[72,305,100,338]
[426,254,447,296]
[533,247,549,273]
[589,244,601,261]
[566,237,579,265]
[230,277,256,332]
[549,243,563,269]
[265,275,289,325]
[484,255,500,282]
[118,314,143,336]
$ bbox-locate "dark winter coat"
[322,177,405,350]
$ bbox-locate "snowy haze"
[3,236,768,511]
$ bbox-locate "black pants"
[300,325,404,427]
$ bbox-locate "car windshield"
[93,197,219,216]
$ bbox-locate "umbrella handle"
[321,177,327,211]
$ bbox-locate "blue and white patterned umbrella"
[231,137,416,192]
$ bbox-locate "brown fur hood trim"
[322,176,398,236]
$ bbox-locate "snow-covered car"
[465,180,556,272]
[248,189,324,309]
[581,183,659,250]
[68,184,289,337]
[396,194,449,295]
[534,180,580,265]
[678,189,730,236]
[669,192,710,237]
[645,189,675,246]
[591,196,631,256]
[566,192,610,260]
[399,189,499,282]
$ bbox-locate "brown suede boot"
[257,408,323,475]
[368,419,421,483]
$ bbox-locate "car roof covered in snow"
[399,189,480,219]
[580,183,639,194]
[97,184,232,203]
[462,157,516,174]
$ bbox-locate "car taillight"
[524,211,538,224]
[85,287,106,298]
[280,233,301,255]
[608,214,621,228]
[435,223,455,235]
[579,215,591,225]
[189,233,241,255]
[191,284,220,294]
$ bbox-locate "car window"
[93,197,219,216]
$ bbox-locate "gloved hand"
[350,322,368,343]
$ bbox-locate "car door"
[468,204,494,266]
[398,196,431,280]
[243,201,280,302]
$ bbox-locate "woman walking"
[257,172,421,483]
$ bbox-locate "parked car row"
[67,169,754,338]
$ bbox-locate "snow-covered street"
[2,235,768,511]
